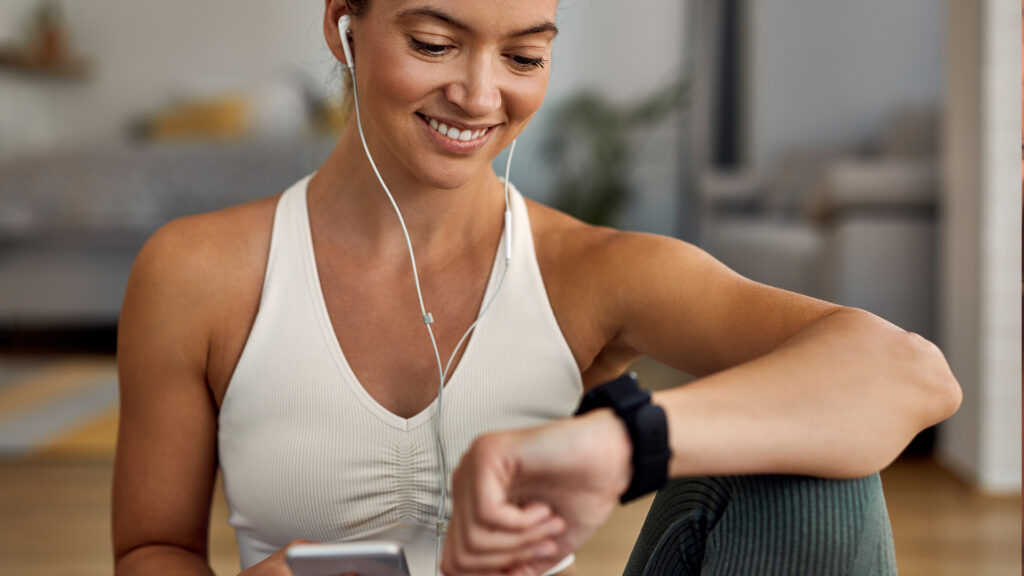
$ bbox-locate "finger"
[520,501,555,524]
[443,537,561,574]
[506,563,545,576]
[459,515,565,554]
[503,556,568,576]
[448,514,564,574]
[474,479,552,531]
[463,440,552,531]
[277,538,317,561]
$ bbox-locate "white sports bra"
[217,175,583,575]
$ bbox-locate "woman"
[112,1,961,575]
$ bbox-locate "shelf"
[0,47,90,81]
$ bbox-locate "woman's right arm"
[112,219,221,574]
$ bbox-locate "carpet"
[0,356,118,459]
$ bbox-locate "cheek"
[505,73,549,123]
[363,39,436,109]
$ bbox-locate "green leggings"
[624,473,897,575]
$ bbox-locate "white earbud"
[338,15,354,70]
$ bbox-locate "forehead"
[381,0,560,37]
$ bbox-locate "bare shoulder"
[123,194,280,380]
[525,197,703,286]
[131,195,278,311]
[142,195,276,278]
[524,198,616,266]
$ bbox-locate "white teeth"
[423,115,487,142]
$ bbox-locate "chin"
[413,159,491,191]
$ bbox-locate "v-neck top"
[217,174,583,575]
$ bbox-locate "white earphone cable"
[344,40,516,574]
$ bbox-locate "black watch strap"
[575,372,671,503]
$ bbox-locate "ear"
[323,0,352,67]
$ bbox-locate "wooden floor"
[0,355,1018,574]
[0,456,1018,576]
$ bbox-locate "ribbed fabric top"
[218,175,583,575]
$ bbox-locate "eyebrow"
[396,7,559,38]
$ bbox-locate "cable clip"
[423,312,434,325]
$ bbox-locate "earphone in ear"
[338,14,354,70]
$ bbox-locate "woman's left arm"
[652,306,961,478]
[600,232,962,478]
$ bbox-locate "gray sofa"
[0,136,335,327]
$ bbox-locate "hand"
[441,410,632,575]
[237,540,357,576]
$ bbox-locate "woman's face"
[330,0,559,190]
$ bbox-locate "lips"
[418,113,492,142]
[413,112,500,156]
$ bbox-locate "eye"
[409,37,451,57]
[508,54,547,71]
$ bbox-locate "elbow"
[842,331,961,479]
[903,330,962,428]
[936,369,963,424]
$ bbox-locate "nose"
[444,56,502,118]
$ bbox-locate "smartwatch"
[575,372,672,503]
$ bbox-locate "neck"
[309,124,509,261]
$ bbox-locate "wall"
[0,0,689,235]
[0,0,336,154]
[746,0,943,173]
[937,0,1021,493]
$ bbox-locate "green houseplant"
[542,78,689,226]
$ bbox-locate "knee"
[712,473,896,574]
[626,474,897,576]
[728,473,892,534]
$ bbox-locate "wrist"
[581,408,633,496]
[575,373,672,503]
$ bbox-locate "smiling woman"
[110,1,960,576]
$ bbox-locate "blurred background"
[0,0,1019,574]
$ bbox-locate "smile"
[418,113,491,142]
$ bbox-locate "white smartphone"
[285,541,412,576]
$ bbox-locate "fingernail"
[534,541,557,558]
[543,520,563,536]
[527,504,551,522]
